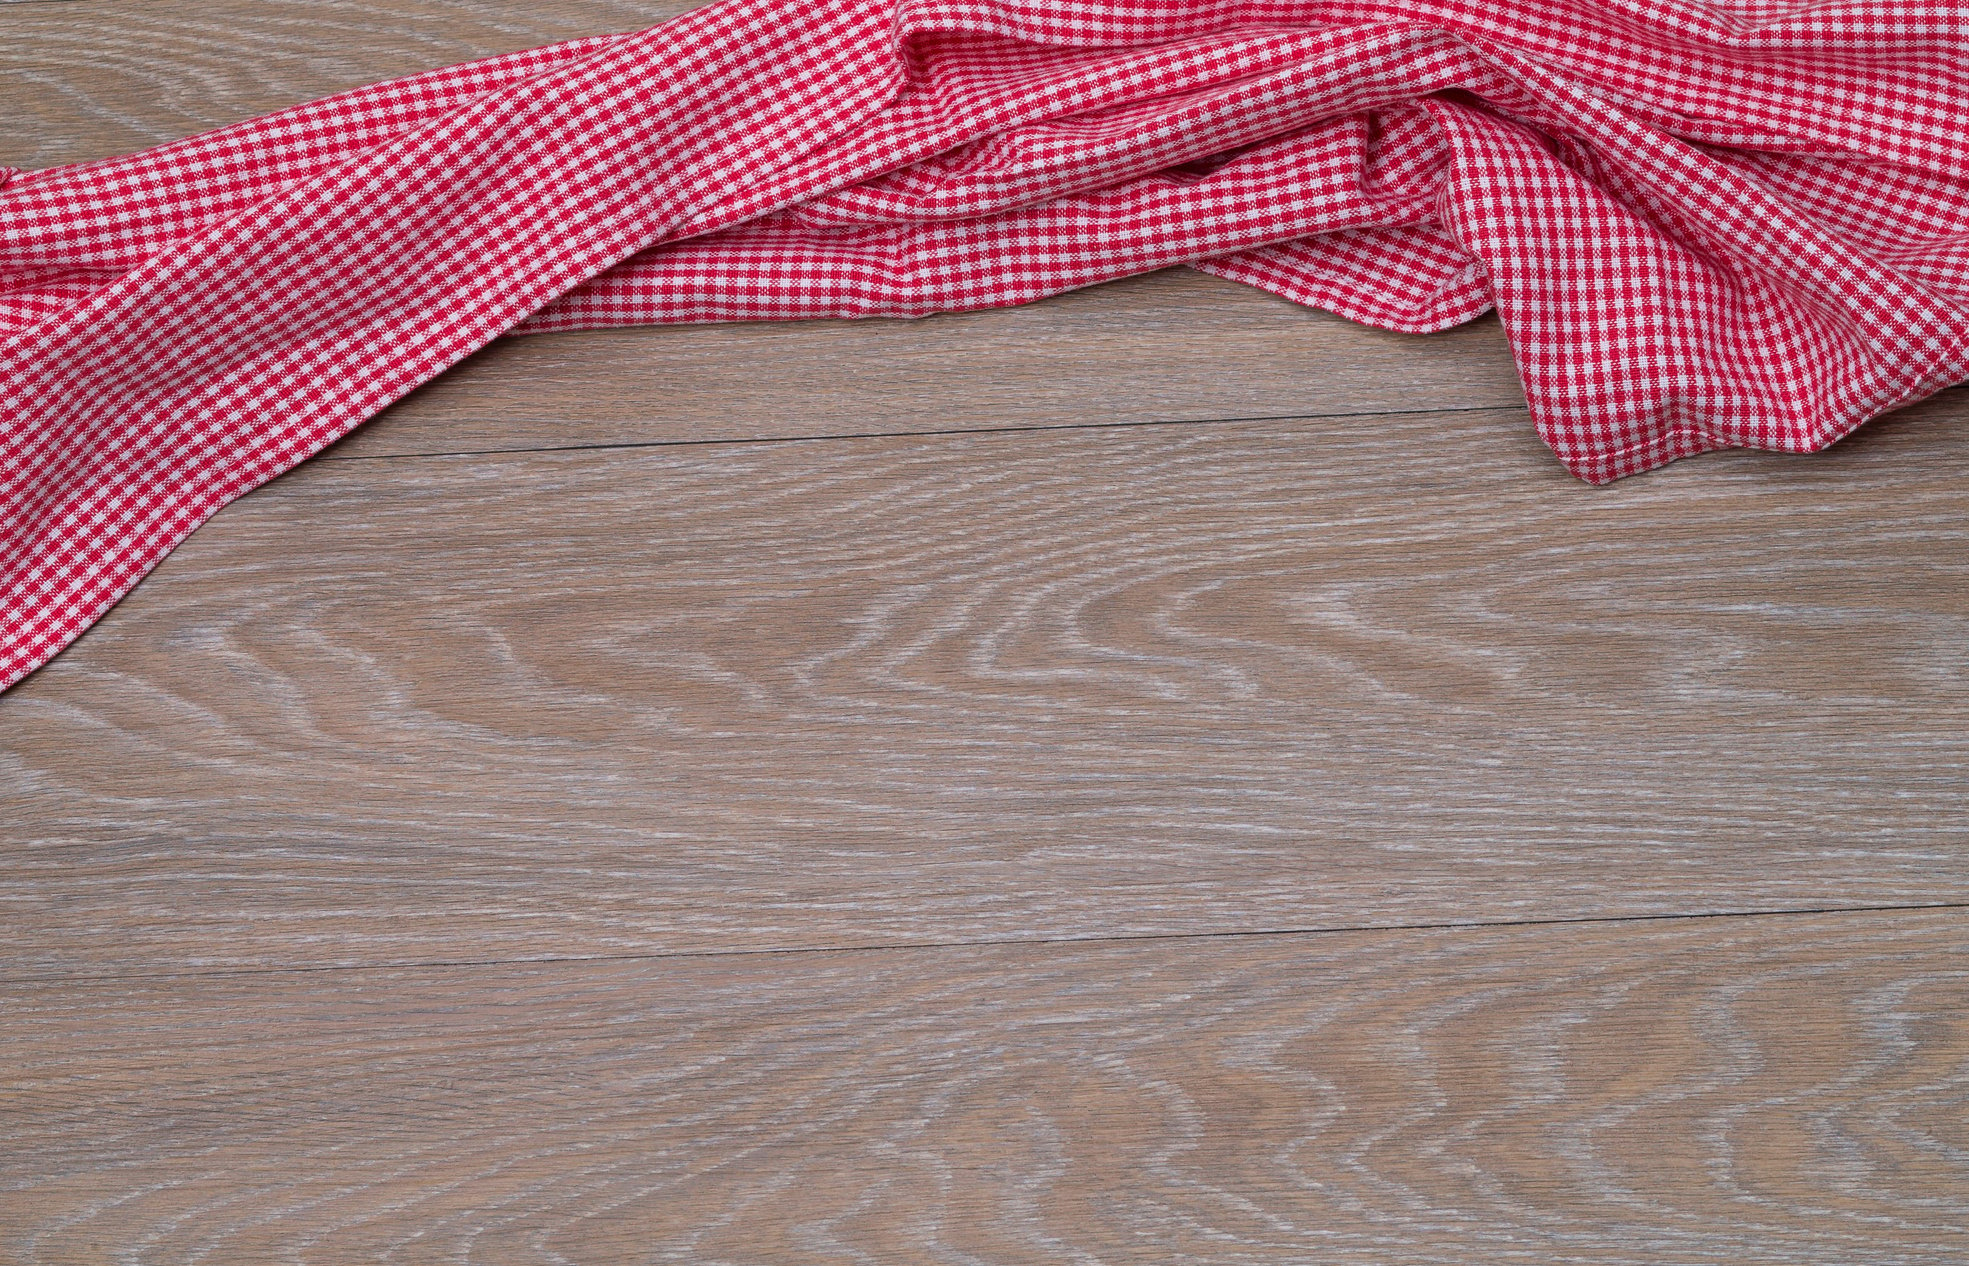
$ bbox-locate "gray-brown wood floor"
[5,3,1968,1262]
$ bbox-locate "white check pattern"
[3,0,1967,690]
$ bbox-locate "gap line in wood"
[317,403,1540,464]
[4,899,1963,990]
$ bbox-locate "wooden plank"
[1,2,1533,457]
[354,272,1529,457]
[0,0,696,171]
[8,398,1969,977]
[3,908,1966,1263]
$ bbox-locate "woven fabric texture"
[4,0,1968,690]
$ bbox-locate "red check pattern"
[4,0,1968,690]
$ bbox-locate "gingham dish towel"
[4,0,1968,691]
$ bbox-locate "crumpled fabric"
[3,0,1967,690]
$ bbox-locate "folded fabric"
[4,0,1967,691]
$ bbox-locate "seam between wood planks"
[6,900,1963,989]
[317,404,1536,464]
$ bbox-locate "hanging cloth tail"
[0,0,914,691]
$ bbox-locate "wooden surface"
[362,273,1529,459]
[5,911,1967,1263]
[10,398,1969,980]
[0,0,695,171]
[4,2,1967,1262]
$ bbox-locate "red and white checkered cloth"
[4,0,1967,690]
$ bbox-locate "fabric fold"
[4,0,1968,691]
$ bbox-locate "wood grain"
[4,908,1965,1264]
[8,396,1969,978]
[354,272,1529,458]
[0,0,696,171]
